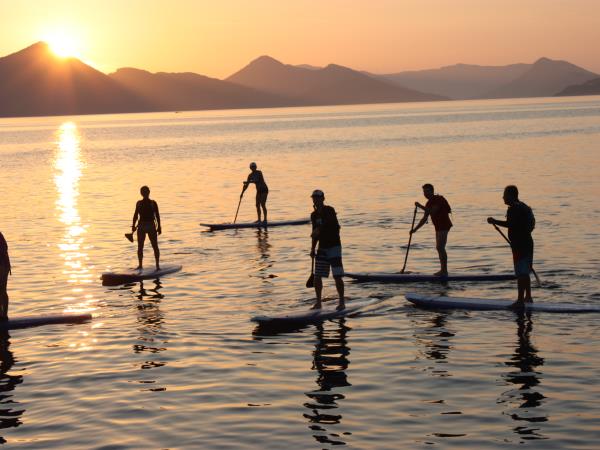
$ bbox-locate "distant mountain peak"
[248,55,283,67]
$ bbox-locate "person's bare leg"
[149,231,160,270]
[334,276,345,310]
[136,231,146,270]
[312,276,323,309]
[434,231,448,276]
[261,202,268,223]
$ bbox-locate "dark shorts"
[512,249,533,277]
[315,246,344,278]
[137,221,157,239]
[256,190,268,207]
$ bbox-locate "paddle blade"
[124,233,134,243]
[306,273,314,288]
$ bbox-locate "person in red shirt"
[410,183,452,276]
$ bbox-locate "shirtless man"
[241,162,269,223]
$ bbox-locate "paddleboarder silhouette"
[131,186,161,270]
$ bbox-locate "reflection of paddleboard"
[251,298,378,326]
[406,293,600,313]
[346,272,515,283]
[200,219,309,231]
[1,313,92,330]
[101,264,182,286]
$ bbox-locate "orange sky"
[1,0,599,77]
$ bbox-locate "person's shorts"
[512,250,533,277]
[256,190,268,207]
[315,245,344,278]
[137,221,157,236]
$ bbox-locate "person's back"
[507,201,535,252]
[311,205,341,249]
[426,194,452,232]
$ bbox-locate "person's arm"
[241,173,253,196]
[411,211,429,234]
[132,202,140,231]
[154,201,162,234]
[310,217,319,257]
[487,217,508,227]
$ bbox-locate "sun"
[42,30,83,59]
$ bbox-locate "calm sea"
[0,97,599,449]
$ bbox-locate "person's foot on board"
[135,265,143,271]
[434,270,448,277]
[336,302,346,311]
[155,265,160,271]
[509,300,526,310]
[311,301,322,310]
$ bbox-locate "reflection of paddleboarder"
[0,232,11,320]
[241,162,268,223]
[132,186,162,270]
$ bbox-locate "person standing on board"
[487,185,535,308]
[410,184,453,276]
[241,162,269,223]
[0,232,11,320]
[132,186,162,271]
[310,189,345,310]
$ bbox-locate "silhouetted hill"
[482,57,598,99]
[377,63,530,99]
[227,55,444,104]
[556,77,600,96]
[109,68,294,110]
[0,42,150,117]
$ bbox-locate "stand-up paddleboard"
[346,272,515,283]
[252,298,378,327]
[406,293,600,313]
[101,264,182,286]
[200,219,309,231]
[1,313,92,330]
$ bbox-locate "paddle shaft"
[233,191,243,224]
[401,206,418,273]
[492,223,541,285]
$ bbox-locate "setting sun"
[43,30,82,58]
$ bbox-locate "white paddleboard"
[346,272,515,283]
[406,293,600,313]
[0,313,92,330]
[251,298,378,326]
[101,264,182,286]
[200,219,309,231]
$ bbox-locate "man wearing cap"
[310,189,345,310]
[242,162,269,223]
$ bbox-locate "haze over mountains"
[0,42,598,118]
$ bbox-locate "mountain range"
[0,42,598,118]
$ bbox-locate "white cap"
[311,189,325,198]
[249,162,257,169]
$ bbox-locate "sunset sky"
[1,0,599,77]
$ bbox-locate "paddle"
[233,190,244,224]
[491,223,541,286]
[306,256,315,288]
[400,206,418,273]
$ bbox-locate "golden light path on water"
[53,122,97,326]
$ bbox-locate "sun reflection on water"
[54,121,96,316]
